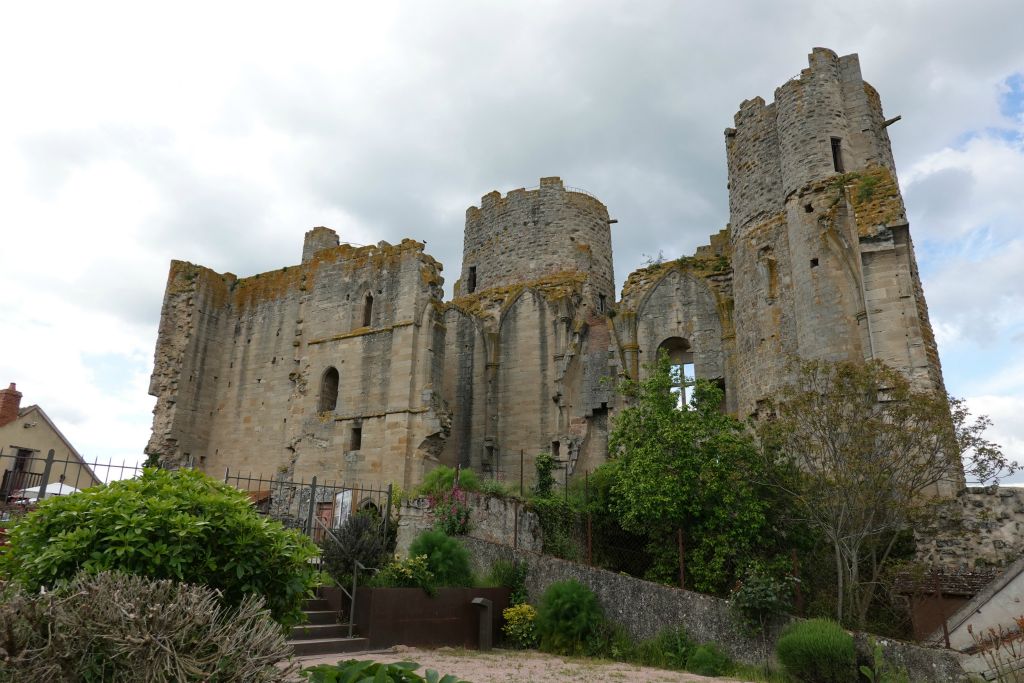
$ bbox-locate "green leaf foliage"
[685,643,734,677]
[0,468,318,627]
[415,466,480,498]
[608,352,794,594]
[535,579,604,655]
[485,559,528,605]
[775,618,857,683]
[406,529,474,587]
[301,659,468,683]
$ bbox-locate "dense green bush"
[776,618,857,683]
[535,579,604,655]
[320,512,386,581]
[485,559,528,605]
[631,626,695,671]
[0,468,318,626]
[502,603,539,649]
[686,643,734,677]
[369,554,436,594]
[0,571,294,682]
[302,659,468,683]
[415,466,480,498]
[407,529,474,587]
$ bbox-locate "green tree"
[0,468,319,627]
[758,359,1014,628]
[608,353,786,594]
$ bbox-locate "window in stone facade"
[831,137,844,173]
[362,294,373,327]
[658,337,694,410]
[319,367,339,413]
[467,266,477,294]
[598,293,606,312]
[351,426,362,451]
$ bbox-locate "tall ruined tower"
[725,47,944,416]
[441,177,618,482]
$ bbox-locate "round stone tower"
[458,176,615,308]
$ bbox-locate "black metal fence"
[0,448,145,504]
[223,467,393,544]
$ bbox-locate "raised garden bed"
[353,587,510,650]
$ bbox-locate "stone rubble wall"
[395,493,542,557]
[463,536,967,681]
[917,487,1024,571]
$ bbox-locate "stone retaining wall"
[396,493,542,557]
[462,537,967,682]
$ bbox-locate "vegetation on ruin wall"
[448,271,586,319]
[619,251,731,303]
[169,239,439,313]
[827,165,905,236]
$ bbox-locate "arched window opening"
[362,293,373,327]
[319,367,339,413]
[658,337,694,410]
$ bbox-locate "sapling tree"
[758,359,1014,628]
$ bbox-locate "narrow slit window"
[598,293,606,312]
[552,441,560,459]
[351,426,362,451]
[467,266,477,294]
[831,137,844,173]
[362,294,373,327]
[319,367,339,413]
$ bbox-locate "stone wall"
[463,537,966,681]
[147,233,450,490]
[917,487,1024,571]
[395,494,542,557]
[148,47,955,501]
[458,176,614,305]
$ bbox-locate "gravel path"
[297,646,752,682]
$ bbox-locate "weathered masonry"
[147,48,949,491]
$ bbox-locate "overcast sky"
[1,1,1022,483]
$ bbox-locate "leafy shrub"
[0,468,318,626]
[485,559,528,605]
[528,495,583,560]
[416,466,480,498]
[535,579,604,655]
[776,618,856,683]
[632,626,695,671]
[0,571,294,682]
[502,603,539,649]
[686,643,734,677]
[369,554,436,594]
[533,452,556,497]
[321,512,386,581]
[407,529,474,587]
[302,659,468,683]
[479,479,518,499]
[431,488,472,536]
[730,563,794,631]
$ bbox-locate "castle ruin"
[147,48,947,492]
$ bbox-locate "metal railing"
[0,448,146,503]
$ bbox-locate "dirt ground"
[296,646,752,682]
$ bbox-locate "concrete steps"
[288,593,368,657]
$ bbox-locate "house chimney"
[0,383,23,427]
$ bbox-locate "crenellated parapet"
[459,176,614,311]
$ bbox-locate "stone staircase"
[288,591,369,656]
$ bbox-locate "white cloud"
[1,1,1024,477]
